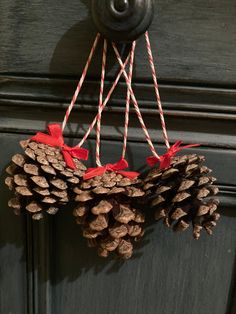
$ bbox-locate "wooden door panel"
[0,134,28,314]
[0,1,236,84]
[46,141,236,314]
[49,212,235,314]
[0,0,236,313]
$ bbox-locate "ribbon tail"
[180,143,201,150]
[69,147,89,161]
[172,140,183,148]
[146,156,159,167]
[31,132,62,147]
[62,151,76,169]
[111,158,129,172]
[83,167,106,180]
[172,141,201,154]
[118,171,140,179]
[47,124,64,145]
[159,156,171,170]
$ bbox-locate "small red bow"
[83,158,139,180]
[31,124,89,169]
[146,140,200,170]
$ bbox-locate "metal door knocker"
[91,0,154,42]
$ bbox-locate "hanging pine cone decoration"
[144,154,220,239]
[73,165,145,259]
[5,124,88,220]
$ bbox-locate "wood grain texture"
[0,0,236,313]
[0,104,235,186]
[1,75,236,114]
[0,134,29,314]
[0,133,235,314]
[0,77,235,152]
[49,213,236,314]
[0,0,236,84]
[27,138,235,314]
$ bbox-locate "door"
[0,1,236,313]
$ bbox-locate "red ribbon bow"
[83,158,139,180]
[146,140,200,170]
[31,124,89,169]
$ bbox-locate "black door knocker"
[91,0,154,42]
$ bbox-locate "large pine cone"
[143,154,220,239]
[5,140,87,220]
[73,172,145,259]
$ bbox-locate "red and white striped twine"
[62,33,100,132]
[96,39,107,167]
[60,31,168,166]
[145,31,170,149]
[121,43,135,159]
[78,52,131,148]
[112,42,160,160]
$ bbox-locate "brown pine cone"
[5,140,87,220]
[143,154,220,239]
[72,171,145,259]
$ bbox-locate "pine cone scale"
[143,154,220,239]
[5,141,87,220]
[72,170,145,259]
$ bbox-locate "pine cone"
[5,140,87,220]
[143,154,220,239]
[72,172,145,259]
